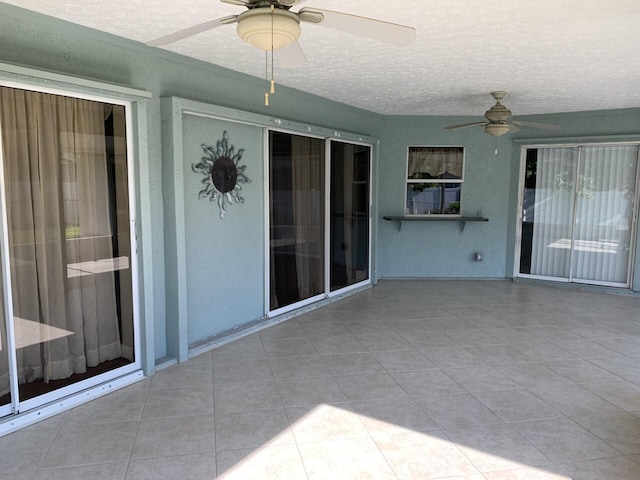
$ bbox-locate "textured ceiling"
[5,0,640,116]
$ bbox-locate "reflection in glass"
[330,142,370,291]
[0,256,9,409]
[269,131,325,310]
[0,87,134,403]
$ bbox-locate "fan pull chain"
[264,4,276,106]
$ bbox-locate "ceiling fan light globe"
[485,124,510,137]
[237,9,301,51]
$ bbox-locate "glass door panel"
[0,87,135,405]
[269,131,325,310]
[520,147,579,278]
[0,261,11,411]
[330,141,370,291]
[571,146,638,285]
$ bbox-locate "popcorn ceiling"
[6,0,640,115]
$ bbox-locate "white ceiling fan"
[445,91,559,137]
[148,0,416,67]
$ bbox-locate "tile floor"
[2,279,640,479]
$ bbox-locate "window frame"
[405,145,465,216]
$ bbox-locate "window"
[406,146,464,215]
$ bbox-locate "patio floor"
[2,279,640,479]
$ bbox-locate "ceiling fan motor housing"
[484,104,512,123]
[237,8,301,51]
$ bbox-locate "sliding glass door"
[269,132,371,313]
[518,144,639,287]
[269,131,325,310]
[0,86,138,414]
[330,141,370,291]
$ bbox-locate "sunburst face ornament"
[192,131,251,219]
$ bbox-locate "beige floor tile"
[126,453,216,480]
[309,334,366,355]
[149,362,213,390]
[132,414,215,460]
[355,332,413,352]
[397,330,458,348]
[372,349,437,372]
[214,380,282,414]
[262,337,318,358]
[528,383,622,418]
[513,417,620,463]
[374,430,479,479]
[582,380,640,411]
[334,372,408,402]
[557,455,640,480]
[543,359,624,384]
[482,465,570,479]
[444,423,553,473]
[276,376,346,406]
[268,355,331,379]
[510,341,579,362]
[417,393,503,428]
[142,385,214,419]
[443,365,520,393]
[443,327,503,347]
[300,322,352,337]
[211,334,266,361]
[287,403,367,442]
[474,389,561,423]
[320,352,386,375]
[465,345,532,366]
[298,436,397,480]
[392,368,466,398]
[215,408,293,452]
[572,411,640,454]
[40,421,139,468]
[352,395,439,436]
[216,445,307,480]
[420,346,487,368]
[0,462,129,480]
[213,357,273,385]
[65,389,146,425]
[0,421,61,473]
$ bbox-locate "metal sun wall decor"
[192,131,251,219]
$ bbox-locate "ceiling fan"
[445,91,559,137]
[148,0,416,67]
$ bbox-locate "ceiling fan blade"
[511,120,560,130]
[276,40,308,68]
[445,121,488,130]
[148,15,238,46]
[298,8,416,46]
[277,0,310,6]
[220,0,250,5]
[509,125,521,133]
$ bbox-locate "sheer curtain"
[0,87,121,385]
[291,136,324,300]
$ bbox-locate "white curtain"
[0,87,121,386]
